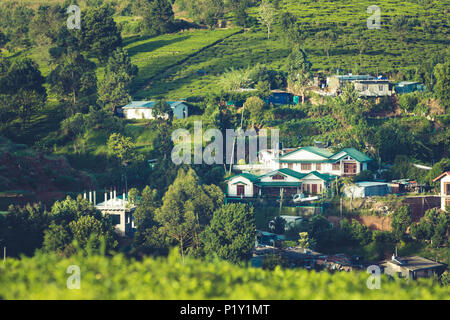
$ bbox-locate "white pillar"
[93,191,96,206]
[89,191,92,203]
[104,189,108,204]
[83,191,86,200]
[114,188,117,200]
[110,188,113,202]
[123,192,126,209]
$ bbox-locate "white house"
[276,146,372,177]
[226,168,336,198]
[121,101,189,120]
[433,172,450,211]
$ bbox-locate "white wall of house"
[227,176,254,197]
[440,175,450,211]
[123,103,189,120]
[124,108,154,120]
[300,175,326,194]
[259,172,300,183]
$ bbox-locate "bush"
[0,250,448,299]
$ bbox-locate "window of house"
[362,85,368,91]
[379,85,384,91]
[332,163,340,171]
[301,163,312,171]
[445,183,450,195]
[272,174,285,180]
[288,163,293,170]
[316,163,322,171]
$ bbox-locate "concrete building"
[433,172,450,211]
[344,181,391,198]
[83,189,136,237]
[121,101,189,120]
[352,79,392,97]
[326,74,393,97]
[395,81,426,94]
[380,255,446,280]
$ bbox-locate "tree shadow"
[126,36,191,57]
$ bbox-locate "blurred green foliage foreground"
[1,250,448,300]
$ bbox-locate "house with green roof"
[276,146,372,177]
[226,168,337,198]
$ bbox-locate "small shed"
[267,90,292,105]
[344,181,391,198]
[395,81,426,94]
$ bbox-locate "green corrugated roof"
[258,168,306,180]
[339,148,372,162]
[302,171,337,182]
[255,181,302,187]
[279,146,372,163]
[280,146,334,160]
[278,159,335,163]
[225,172,259,182]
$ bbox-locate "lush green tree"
[105,48,138,79]
[3,203,49,257]
[391,206,412,241]
[107,133,140,165]
[410,208,449,248]
[286,47,312,104]
[142,0,176,35]
[201,203,255,263]
[97,72,132,114]
[269,216,286,234]
[243,96,265,127]
[28,5,65,48]
[79,5,122,63]
[47,52,97,114]
[298,231,316,249]
[426,158,450,186]
[234,2,249,27]
[257,0,276,39]
[152,99,174,122]
[47,196,118,254]
[42,222,72,255]
[433,62,449,108]
[0,58,46,128]
[155,168,224,260]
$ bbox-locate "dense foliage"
[1,250,448,300]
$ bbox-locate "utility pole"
[340,197,343,219]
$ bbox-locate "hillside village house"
[433,172,450,211]
[327,74,392,97]
[227,146,373,198]
[226,168,336,198]
[120,101,189,120]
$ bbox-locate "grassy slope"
[137,0,449,98]
[1,251,448,299]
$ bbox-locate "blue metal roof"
[122,101,186,109]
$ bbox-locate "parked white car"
[292,193,319,203]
